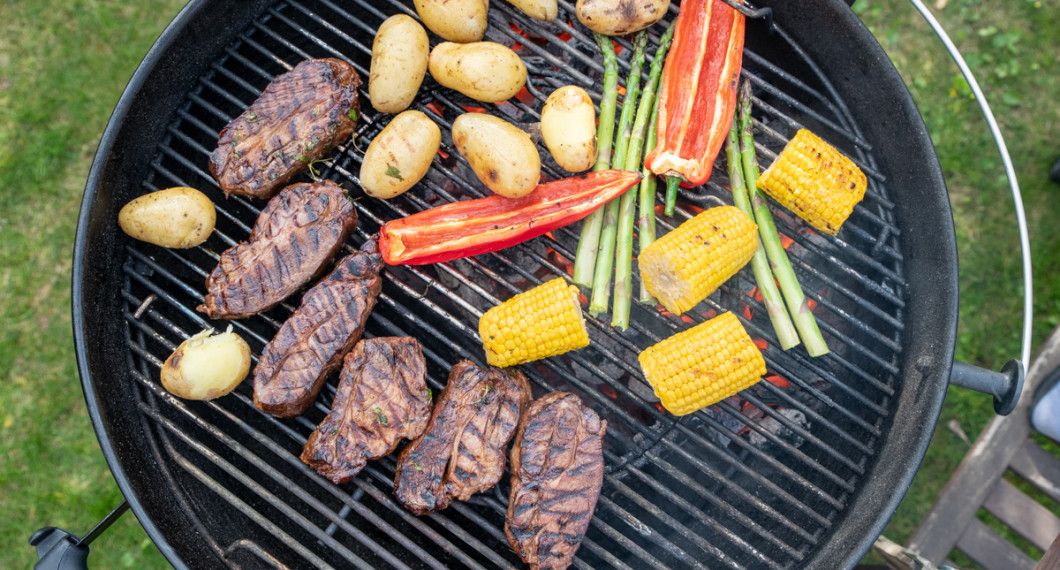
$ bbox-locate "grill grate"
[117,0,907,567]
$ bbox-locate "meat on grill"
[198,180,357,319]
[209,58,361,200]
[393,360,531,515]
[253,236,383,418]
[301,337,432,484]
[505,391,606,570]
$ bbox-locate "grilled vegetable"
[428,42,526,103]
[161,327,251,401]
[479,278,590,368]
[639,205,757,315]
[638,312,765,415]
[369,15,430,114]
[379,169,642,265]
[415,0,488,43]
[756,128,867,236]
[452,112,541,198]
[644,0,745,212]
[575,0,669,36]
[118,186,216,249]
[540,86,596,173]
[360,110,441,199]
[504,0,557,21]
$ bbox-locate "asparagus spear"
[737,79,829,356]
[724,115,800,349]
[589,31,648,316]
[638,96,661,305]
[572,33,620,288]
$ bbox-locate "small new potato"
[504,0,557,21]
[540,86,597,173]
[369,15,430,114]
[428,42,527,103]
[415,0,488,43]
[360,110,441,199]
[118,186,215,248]
[161,327,251,401]
[452,113,540,198]
[576,0,669,36]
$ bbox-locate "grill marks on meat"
[209,58,361,200]
[198,181,356,319]
[394,360,531,515]
[301,337,432,484]
[253,237,383,418]
[506,392,606,570]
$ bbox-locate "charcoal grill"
[65,0,1030,568]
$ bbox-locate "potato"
[415,0,488,43]
[576,0,669,36]
[118,186,215,248]
[452,113,541,198]
[360,110,441,199]
[504,0,557,21]
[369,15,430,114]
[161,327,251,401]
[540,86,597,173]
[428,42,527,103]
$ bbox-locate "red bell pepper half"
[644,0,745,187]
[379,169,642,265]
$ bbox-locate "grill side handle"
[950,360,1025,416]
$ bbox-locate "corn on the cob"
[639,312,766,415]
[638,205,758,315]
[756,129,867,236]
[480,278,590,368]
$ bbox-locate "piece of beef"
[505,392,607,570]
[301,337,432,484]
[209,58,361,200]
[253,237,383,418]
[198,180,357,319]
[393,360,531,515]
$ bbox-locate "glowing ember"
[779,233,794,250]
[515,86,534,105]
[600,384,618,399]
[764,374,790,389]
[753,339,768,351]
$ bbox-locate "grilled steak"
[209,58,361,200]
[301,337,432,484]
[393,360,531,515]
[505,392,606,570]
[253,237,383,418]
[198,180,357,319]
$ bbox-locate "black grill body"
[74,0,958,568]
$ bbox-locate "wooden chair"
[875,326,1060,569]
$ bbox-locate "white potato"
[428,42,527,103]
[540,86,597,173]
[360,110,441,199]
[576,0,669,36]
[118,186,215,248]
[452,113,541,198]
[369,15,430,114]
[504,0,557,21]
[161,327,251,401]
[415,0,488,43]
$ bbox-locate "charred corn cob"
[639,312,766,415]
[638,205,758,315]
[480,278,590,368]
[756,129,867,236]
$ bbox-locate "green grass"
[0,0,1057,568]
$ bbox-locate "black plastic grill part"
[96,0,926,568]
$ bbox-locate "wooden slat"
[983,478,1060,551]
[956,518,1037,570]
[1036,532,1060,570]
[1012,440,1060,504]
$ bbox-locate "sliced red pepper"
[644,0,745,186]
[379,170,642,265]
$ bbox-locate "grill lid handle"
[950,360,1025,416]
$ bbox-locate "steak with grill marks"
[198,180,356,319]
[393,360,531,515]
[505,391,606,570]
[209,58,361,200]
[253,236,383,418]
[301,337,432,484]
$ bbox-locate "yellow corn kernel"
[638,312,766,416]
[479,277,590,368]
[638,205,758,315]
[756,129,867,236]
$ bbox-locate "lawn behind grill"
[0,0,1057,568]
